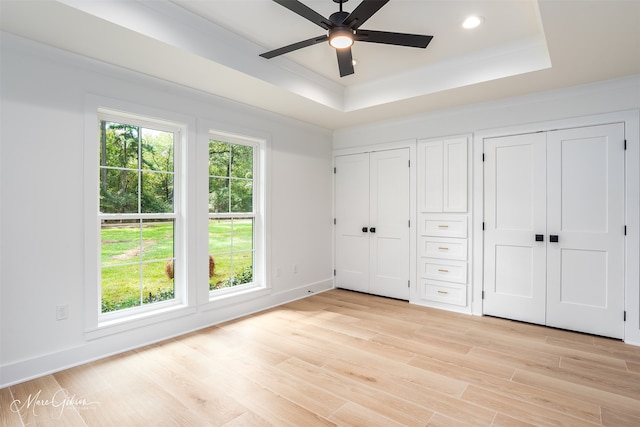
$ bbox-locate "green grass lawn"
[101,219,253,312]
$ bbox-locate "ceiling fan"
[260,0,434,77]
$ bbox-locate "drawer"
[419,258,467,284]
[420,237,467,261]
[420,215,467,238]
[419,280,467,306]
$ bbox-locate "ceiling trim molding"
[57,0,346,110]
[344,35,551,111]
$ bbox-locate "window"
[208,134,260,294]
[85,99,266,335]
[97,111,184,318]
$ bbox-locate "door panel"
[483,133,547,324]
[494,245,534,297]
[334,153,370,292]
[559,136,609,232]
[546,123,625,338]
[495,143,537,230]
[444,138,468,212]
[559,249,607,307]
[369,149,410,300]
[420,141,444,212]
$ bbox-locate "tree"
[208,140,253,213]
[99,122,139,214]
[99,122,175,214]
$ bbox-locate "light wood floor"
[3,289,640,426]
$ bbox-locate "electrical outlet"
[56,304,68,321]
[292,264,298,274]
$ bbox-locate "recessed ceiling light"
[462,16,484,29]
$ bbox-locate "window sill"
[202,284,271,311]
[85,303,196,340]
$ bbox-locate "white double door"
[483,123,625,338]
[334,149,410,300]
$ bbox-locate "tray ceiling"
[1,0,639,129]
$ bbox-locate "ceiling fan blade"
[272,0,333,30]
[260,35,328,59]
[343,0,390,29]
[355,29,433,48]
[336,47,355,77]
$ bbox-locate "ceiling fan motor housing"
[329,10,350,25]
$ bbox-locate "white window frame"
[200,127,269,308]
[84,96,196,339]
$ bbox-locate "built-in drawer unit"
[419,215,467,238]
[419,236,467,261]
[419,280,467,306]
[419,258,467,284]
[416,136,471,312]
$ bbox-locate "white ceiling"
[1,0,639,130]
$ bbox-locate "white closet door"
[483,133,547,324]
[335,153,370,292]
[369,149,410,300]
[546,123,625,338]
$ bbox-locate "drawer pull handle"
[437,290,449,295]
[438,225,449,229]
[438,247,449,251]
[438,269,449,273]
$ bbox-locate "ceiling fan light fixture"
[329,28,354,49]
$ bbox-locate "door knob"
[550,235,559,242]
[370,227,376,233]
[535,234,544,242]
[362,227,368,232]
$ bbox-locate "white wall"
[0,34,333,387]
[334,74,640,346]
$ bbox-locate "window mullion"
[208,212,254,219]
[228,144,233,216]
[100,213,177,220]
[138,218,143,306]
[230,218,234,281]
[138,125,142,214]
